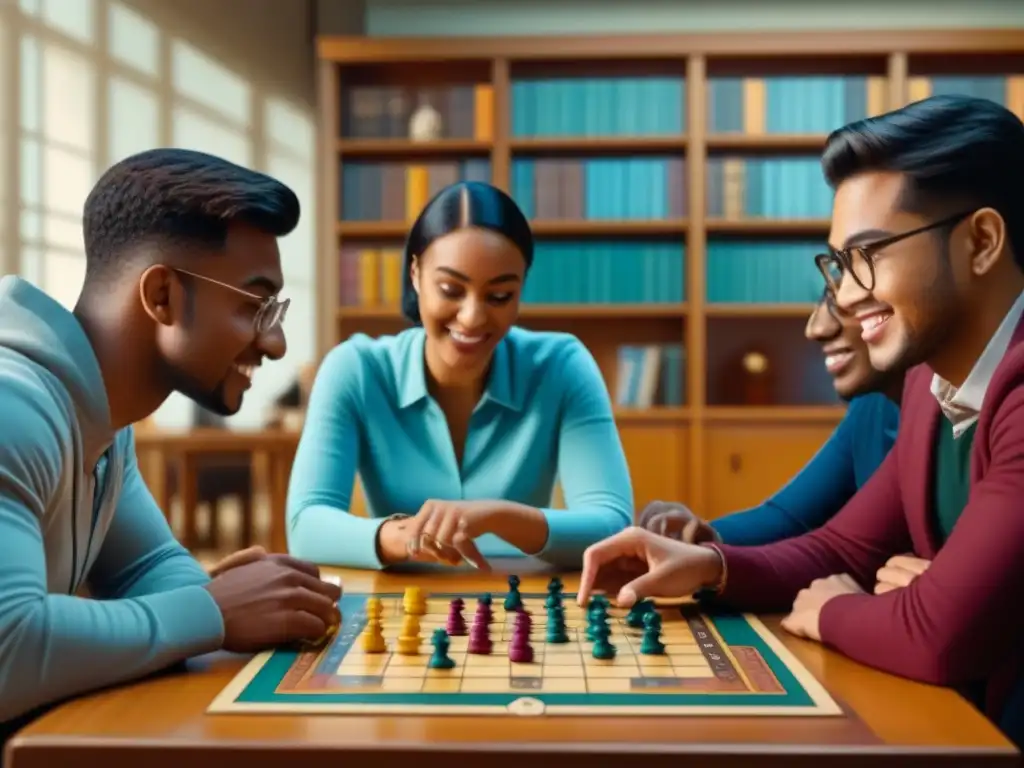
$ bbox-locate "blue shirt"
[285,326,634,569]
[711,393,900,545]
[0,277,222,725]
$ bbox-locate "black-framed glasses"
[173,268,289,334]
[820,285,839,320]
[814,210,974,293]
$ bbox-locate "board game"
[208,577,842,717]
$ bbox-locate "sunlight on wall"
[263,96,317,415]
[0,13,7,274]
[10,0,318,430]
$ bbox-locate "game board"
[208,581,842,717]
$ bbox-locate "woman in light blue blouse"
[286,181,633,570]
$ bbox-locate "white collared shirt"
[931,290,1024,438]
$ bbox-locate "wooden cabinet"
[619,422,689,517]
[703,423,835,519]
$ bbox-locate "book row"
[338,74,1024,141]
[338,242,687,307]
[338,155,839,223]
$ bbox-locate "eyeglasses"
[821,286,839,320]
[814,211,974,293]
[173,268,289,334]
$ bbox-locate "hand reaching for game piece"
[873,553,931,594]
[637,500,721,545]
[204,558,343,652]
[576,526,725,608]
[378,500,547,570]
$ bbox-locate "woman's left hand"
[404,500,531,570]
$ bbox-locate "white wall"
[2,0,317,430]
[365,0,1024,36]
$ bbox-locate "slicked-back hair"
[82,148,301,280]
[401,181,534,324]
[821,94,1024,270]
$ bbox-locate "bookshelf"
[315,30,1024,519]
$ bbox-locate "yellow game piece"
[403,587,426,615]
[395,613,421,655]
[299,623,336,650]
[362,619,387,653]
[365,596,383,619]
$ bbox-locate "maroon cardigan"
[713,317,1024,721]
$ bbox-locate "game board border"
[208,593,841,717]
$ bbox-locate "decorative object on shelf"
[740,350,773,406]
[409,95,442,141]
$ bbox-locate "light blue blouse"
[285,326,634,569]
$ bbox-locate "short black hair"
[401,180,534,324]
[82,148,300,280]
[821,94,1024,269]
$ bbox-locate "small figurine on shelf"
[409,94,442,141]
[741,349,773,405]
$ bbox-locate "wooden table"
[134,429,299,552]
[5,566,1018,768]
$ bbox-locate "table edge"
[7,734,1019,757]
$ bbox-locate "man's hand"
[637,500,721,544]
[577,526,724,608]
[208,545,268,577]
[207,545,323,581]
[781,574,865,642]
[874,554,931,594]
[204,558,343,652]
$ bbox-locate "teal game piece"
[626,599,654,628]
[586,598,609,641]
[545,604,569,643]
[591,623,616,660]
[503,575,523,611]
[428,627,456,669]
[639,610,665,655]
[544,577,564,609]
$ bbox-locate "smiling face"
[411,226,526,383]
[803,295,870,400]
[827,171,966,375]
[145,222,288,415]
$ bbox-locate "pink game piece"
[468,616,492,654]
[446,598,466,636]
[477,596,493,624]
[509,618,534,663]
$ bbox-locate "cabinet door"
[704,424,835,519]
[619,424,689,519]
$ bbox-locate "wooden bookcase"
[314,29,1024,519]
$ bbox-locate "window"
[0,12,9,273]
[172,39,250,126]
[172,106,253,166]
[108,75,159,162]
[265,96,315,348]
[9,1,319,430]
[107,2,158,77]
[19,32,96,307]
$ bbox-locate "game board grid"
[207,591,846,717]
[331,597,723,695]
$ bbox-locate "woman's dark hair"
[401,181,534,324]
[821,94,1024,269]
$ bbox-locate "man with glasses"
[574,95,1024,746]
[0,149,341,733]
[637,291,910,572]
